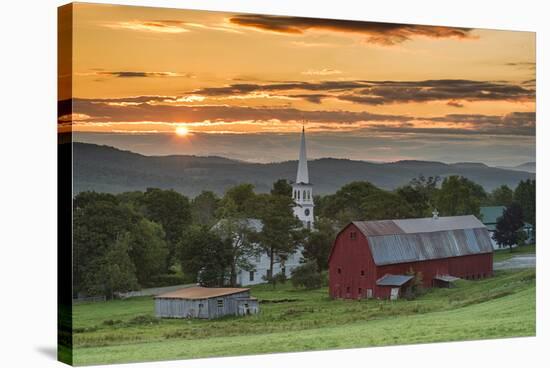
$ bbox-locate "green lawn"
[71,268,536,366]
[493,244,536,262]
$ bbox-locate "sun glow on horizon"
[175,126,190,136]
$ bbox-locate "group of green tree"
[73,176,535,297]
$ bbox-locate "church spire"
[296,125,309,184]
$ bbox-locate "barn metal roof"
[351,215,493,266]
[155,287,250,300]
[376,274,413,286]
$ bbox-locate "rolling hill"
[72,143,535,197]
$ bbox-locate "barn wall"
[329,224,377,300]
[377,252,493,288]
[329,223,494,300]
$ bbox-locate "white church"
[231,127,314,286]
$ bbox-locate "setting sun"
[175,126,189,136]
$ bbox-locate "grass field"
[71,268,536,366]
[493,244,536,262]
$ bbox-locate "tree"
[514,179,536,227]
[291,262,322,289]
[271,179,293,197]
[213,198,261,286]
[360,191,414,220]
[255,193,305,287]
[73,192,141,297]
[302,218,336,271]
[191,191,220,226]
[83,236,139,299]
[396,176,440,217]
[493,203,525,251]
[318,181,383,226]
[435,176,486,217]
[124,219,169,287]
[221,183,257,215]
[490,185,514,207]
[141,188,192,264]
[178,225,233,286]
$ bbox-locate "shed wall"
[155,291,251,319]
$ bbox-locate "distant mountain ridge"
[497,162,536,173]
[73,143,535,197]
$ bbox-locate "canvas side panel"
[58,3,73,366]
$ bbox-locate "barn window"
[249,271,254,281]
[350,231,357,240]
[346,286,351,293]
[337,268,342,274]
[361,270,365,276]
[198,303,204,308]
[217,299,224,308]
[358,288,362,295]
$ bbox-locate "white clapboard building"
[214,127,314,286]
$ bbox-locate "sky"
[63,3,536,166]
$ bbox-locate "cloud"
[94,71,194,78]
[69,96,535,136]
[302,68,342,76]
[505,62,536,70]
[72,97,410,124]
[446,100,464,108]
[229,15,475,45]
[103,20,241,34]
[104,20,191,33]
[190,79,534,105]
[290,41,336,48]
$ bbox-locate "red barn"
[328,215,493,299]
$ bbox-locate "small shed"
[433,274,461,288]
[154,286,259,319]
[376,274,414,300]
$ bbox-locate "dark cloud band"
[229,15,474,45]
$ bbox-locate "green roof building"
[479,206,533,249]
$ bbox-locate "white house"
[214,127,314,286]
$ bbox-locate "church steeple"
[296,125,309,184]
[292,125,314,229]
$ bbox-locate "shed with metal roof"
[154,287,259,319]
[329,215,493,300]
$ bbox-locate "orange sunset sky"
[64,3,536,165]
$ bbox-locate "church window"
[303,190,306,199]
[249,271,254,281]
[297,191,300,200]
